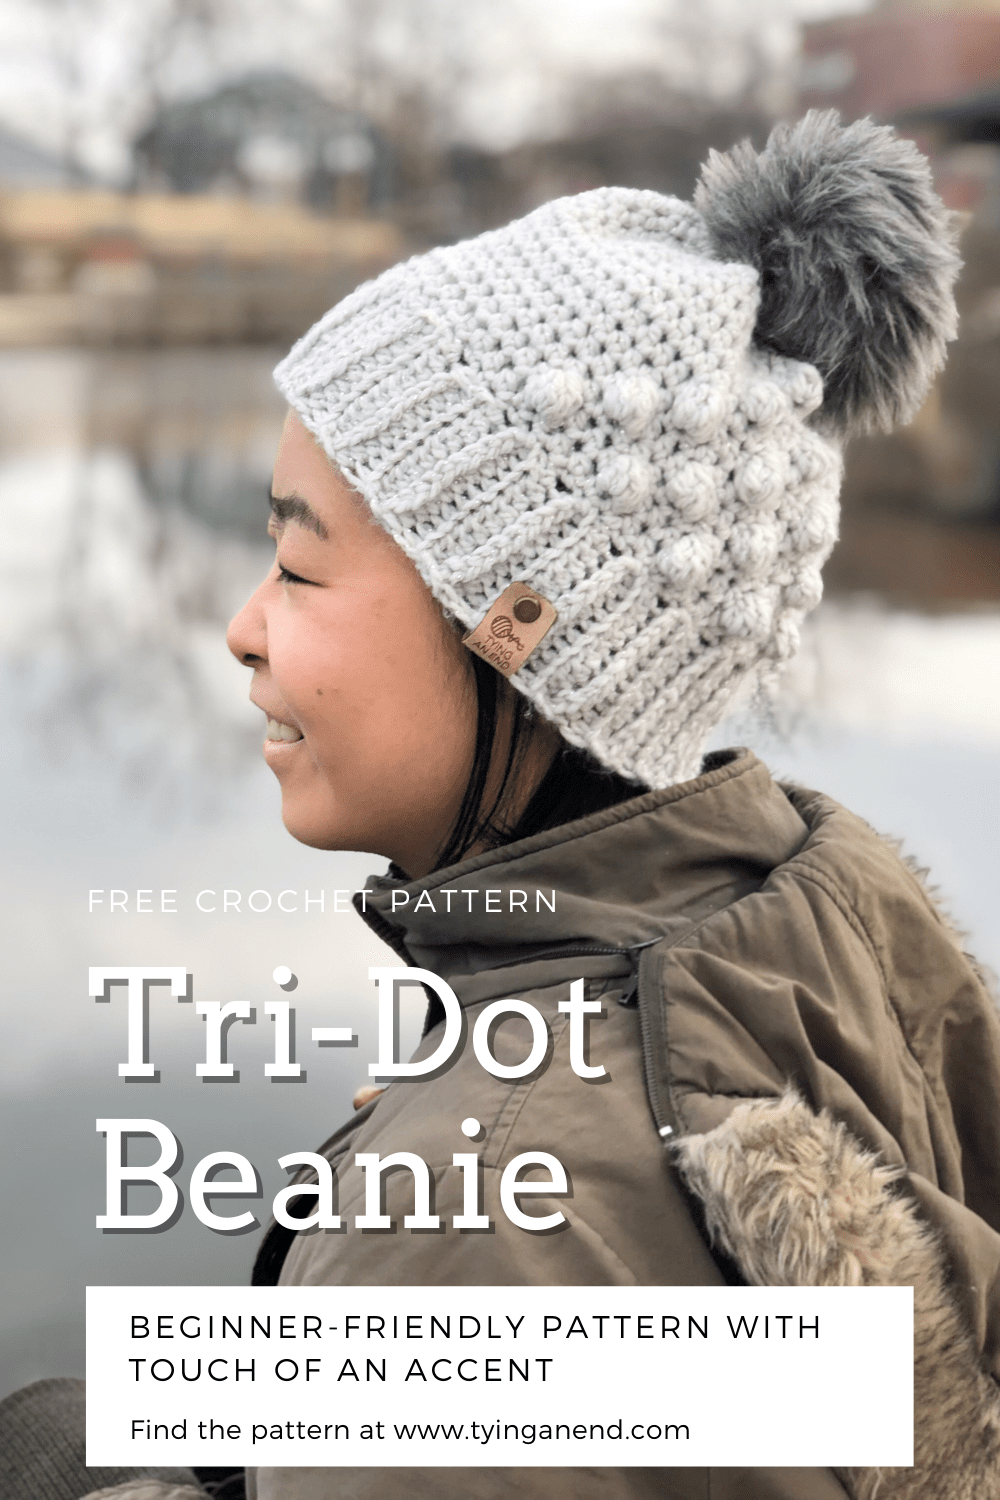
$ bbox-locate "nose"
[227,579,269,667]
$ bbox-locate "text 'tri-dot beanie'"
[275,111,960,788]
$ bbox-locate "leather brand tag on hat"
[462,582,558,677]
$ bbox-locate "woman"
[38,111,995,1500]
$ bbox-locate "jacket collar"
[356,748,809,1004]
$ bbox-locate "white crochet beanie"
[275,111,959,788]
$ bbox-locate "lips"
[265,716,303,743]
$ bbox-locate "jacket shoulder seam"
[788,862,945,1098]
[790,859,890,990]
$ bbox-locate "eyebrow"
[268,490,329,539]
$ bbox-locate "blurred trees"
[13,0,230,180]
[5,0,811,195]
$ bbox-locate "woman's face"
[227,411,480,877]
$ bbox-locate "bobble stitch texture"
[671,380,731,443]
[658,532,723,590]
[741,381,789,429]
[523,366,586,429]
[603,373,661,438]
[598,453,655,514]
[735,453,787,510]
[664,462,718,522]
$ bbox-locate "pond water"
[1,347,997,1399]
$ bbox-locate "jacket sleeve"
[672,1091,1000,1500]
[648,858,1000,1374]
[644,845,1000,1500]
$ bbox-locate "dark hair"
[431,651,647,872]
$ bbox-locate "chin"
[277,791,339,850]
[280,810,343,851]
[279,794,375,856]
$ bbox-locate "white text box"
[87,1284,913,1467]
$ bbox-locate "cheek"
[271,609,475,779]
[267,615,335,707]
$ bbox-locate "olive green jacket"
[254,749,1000,1500]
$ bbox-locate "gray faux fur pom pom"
[695,109,961,437]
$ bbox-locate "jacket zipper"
[487,940,637,969]
[421,935,677,1143]
[636,960,672,1139]
[485,937,663,972]
[633,947,680,1142]
[618,971,639,1007]
[485,938,677,1140]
